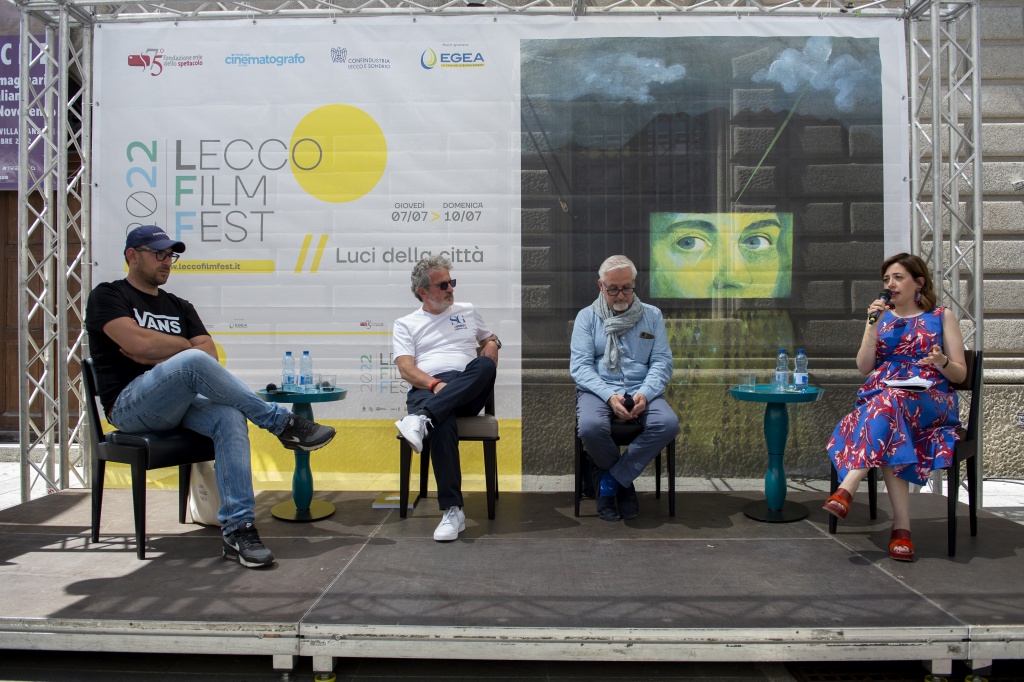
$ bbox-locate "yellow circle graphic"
[214,341,228,367]
[290,104,388,203]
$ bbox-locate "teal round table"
[257,388,347,522]
[729,385,825,523]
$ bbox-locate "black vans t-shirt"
[85,279,209,413]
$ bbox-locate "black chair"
[83,358,217,559]
[574,414,676,517]
[397,391,499,520]
[828,349,982,556]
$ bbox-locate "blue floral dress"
[827,307,960,486]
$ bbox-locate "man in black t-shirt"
[85,225,336,568]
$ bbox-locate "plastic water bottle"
[299,350,314,392]
[774,348,790,391]
[281,351,296,390]
[793,349,809,391]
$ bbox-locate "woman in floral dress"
[824,253,967,561]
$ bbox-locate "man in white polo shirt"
[393,255,500,542]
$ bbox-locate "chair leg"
[967,455,978,537]
[867,468,878,520]
[178,464,192,525]
[667,441,676,518]
[399,440,412,519]
[828,467,838,535]
[492,446,499,499]
[91,458,106,543]
[419,445,430,499]
[655,452,662,499]
[484,442,497,520]
[131,462,148,560]
[574,435,583,518]
[947,463,960,557]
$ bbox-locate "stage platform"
[0,488,1021,677]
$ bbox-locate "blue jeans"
[406,356,497,510]
[576,390,680,487]
[108,348,293,535]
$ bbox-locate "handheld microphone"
[266,383,279,393]
[868,290,892,325]
[623,393,635,411]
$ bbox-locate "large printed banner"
[93,15,909,426]
[94,17,524,422]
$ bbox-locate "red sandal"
[889,528,914,562]
[823,488,853,520]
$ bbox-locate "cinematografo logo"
[127,48,203,76]
[225,52,306,67]
[420,46,485,70]
[359,320,385,328]
[332,47,391,71]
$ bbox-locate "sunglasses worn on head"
[135,247,180,263]
[428,279,457,291]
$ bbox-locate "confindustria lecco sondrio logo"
[420,46,485,70]
[225,52,306,67]
[127,48,203,76]
[331,47,391,70]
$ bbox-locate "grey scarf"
[591,294,644,372]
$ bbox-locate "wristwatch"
[486,338,502,350]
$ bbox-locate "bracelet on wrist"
[940,356,950,369]
[428,379,441,392]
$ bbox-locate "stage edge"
[0,618,300,668]
[967,625,1024,671]
[299,625,968,673]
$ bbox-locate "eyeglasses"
[135,247,180,263]
[428,279,456,291]
[602,283,635,297]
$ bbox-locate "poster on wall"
[0,34,48,190]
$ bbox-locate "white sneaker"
[433,506,465,542]
[395,414,432,454]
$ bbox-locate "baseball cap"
[124,225,186,254]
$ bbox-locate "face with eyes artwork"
[649,212,792,299]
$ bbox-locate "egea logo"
[128,48,164,76]
[420,48,438,70]
[420,48,485,70]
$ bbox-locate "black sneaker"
[596,495,622,522]
[222,523,274,568]
[277,414,336,451]
[617,483,640,520]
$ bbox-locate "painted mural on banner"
[519,28,909,309]
[0,35,47,190]
[91,16,908,429]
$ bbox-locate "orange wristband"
[428,379,441,392]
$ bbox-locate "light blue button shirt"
[569,302,673,403]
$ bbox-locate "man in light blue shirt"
[570,255,679,522]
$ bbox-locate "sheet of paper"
[883,377,933,391]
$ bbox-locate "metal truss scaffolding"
[15,0,983,503]
[908,0,984,500]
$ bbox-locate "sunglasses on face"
[428,279,457,291]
